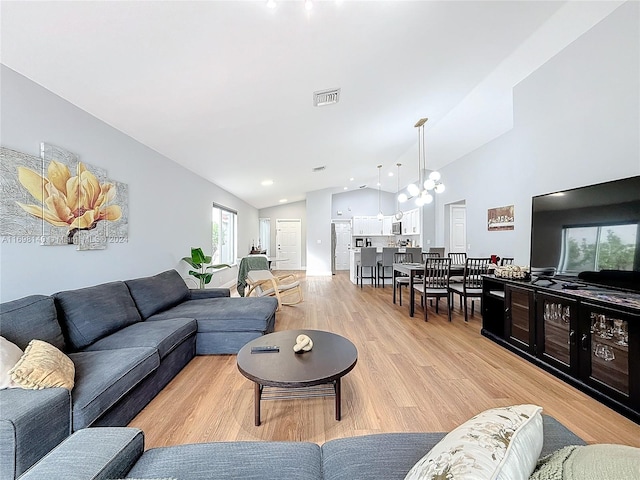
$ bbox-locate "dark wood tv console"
[481,275,640,423]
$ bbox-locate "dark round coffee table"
[237,329,358,426]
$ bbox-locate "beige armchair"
[246,271,303,310]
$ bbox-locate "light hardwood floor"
[129,271,640,449]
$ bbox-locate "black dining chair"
[447,252,467,306]
[393,251,413,305]
[447,257,491,322]
[413,257,451,322]
[500,257,514,266]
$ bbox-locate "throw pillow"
[0,336,23,389]
[404,404,543,480]
[9,339,75,390]
[530,444,640,480]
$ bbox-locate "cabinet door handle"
[581,334,589,351]
[569,330,576,346]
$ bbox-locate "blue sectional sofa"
[18,415,586,479]
[0,269,278,479]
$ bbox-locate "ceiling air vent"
[359,184,367,189]
[313,88,340,107]
[312,165,326,172]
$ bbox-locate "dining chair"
[500,257,514,266]
[447,252,467,306]
[393,251,413,305]
[377,247,398,288]
[356,247,378,288]
[413,257,451,322]
[447,257,491,322]
[405,248,423,263]
[428,247,445,257]
[422,252,441,262]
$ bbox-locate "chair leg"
[464,296,469,322]
[435,298,439,313]
[398,284,403,306]
[471,300,475,316]
[447,294,452,322]
[424,295,428,322]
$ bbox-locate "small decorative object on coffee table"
[293,334,313,353]
[237,329,357,426]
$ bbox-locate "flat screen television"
[530,175,640,281]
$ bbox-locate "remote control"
[251,345,279,353]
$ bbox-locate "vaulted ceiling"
[0,1,623,208]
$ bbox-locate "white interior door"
[276,219,302,270]
[450,205,467,253]
[334,221,351,270]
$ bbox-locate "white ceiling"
[0,1,624,209]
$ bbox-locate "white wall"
[435,2,640,264]
[0,66,259,301]
[258,200,307,266]
[305,189,333,276]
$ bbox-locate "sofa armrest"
[1,388,71,479]
[19,427,144,480]
[189,288,230,299]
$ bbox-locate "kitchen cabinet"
[400,208,420,235]
[352,215,393,236]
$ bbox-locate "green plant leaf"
[191,247,206,264]
[182,257,198,269]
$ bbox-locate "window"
[558,223,638,273]
[212,204,237,265]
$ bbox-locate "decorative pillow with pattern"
[404,404,544,480]
[9,339,75,390]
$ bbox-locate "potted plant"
[182,247,229,289]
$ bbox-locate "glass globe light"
[394,210,404,220]
[434,183,445,193]
[398,192,408,203]
[424,178,436,190]
[377,211,384,220]
[415,195,424,207]
[407,183,420,197]
[424,193,434,204]
[429,171,441,182]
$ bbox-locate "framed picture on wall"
[488,205,514,231]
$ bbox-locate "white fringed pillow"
[0,336,23,389]
[405,404,544,480]
[9,339,75,390]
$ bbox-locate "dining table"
[393,262,465,317]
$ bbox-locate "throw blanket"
[237,255,269,297]
[530,444,640,480]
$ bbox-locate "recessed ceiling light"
[261,179,274,186]
[388,172,394,177]
[266,0,276,8]
[279,198,287,203]
[349,177,354,182]
[343,187,348,190]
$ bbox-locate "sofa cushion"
[68,347,159,430]
[404,404,543,480]
[0,295,66,351]
[149,297,278,333]
[84,318,197,359]
[10,339,75,390]
[54,282,142,351]
[126,441,322,480]
[322,432,448,480]
[125,270,190,319]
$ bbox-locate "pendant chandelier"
[376,164,384,220]
[400,117,445,207]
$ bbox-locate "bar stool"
[356,247,378,288]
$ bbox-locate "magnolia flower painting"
[16,160,122,244]
[0,144,128,250]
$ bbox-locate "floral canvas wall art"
[0,144,128,250]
